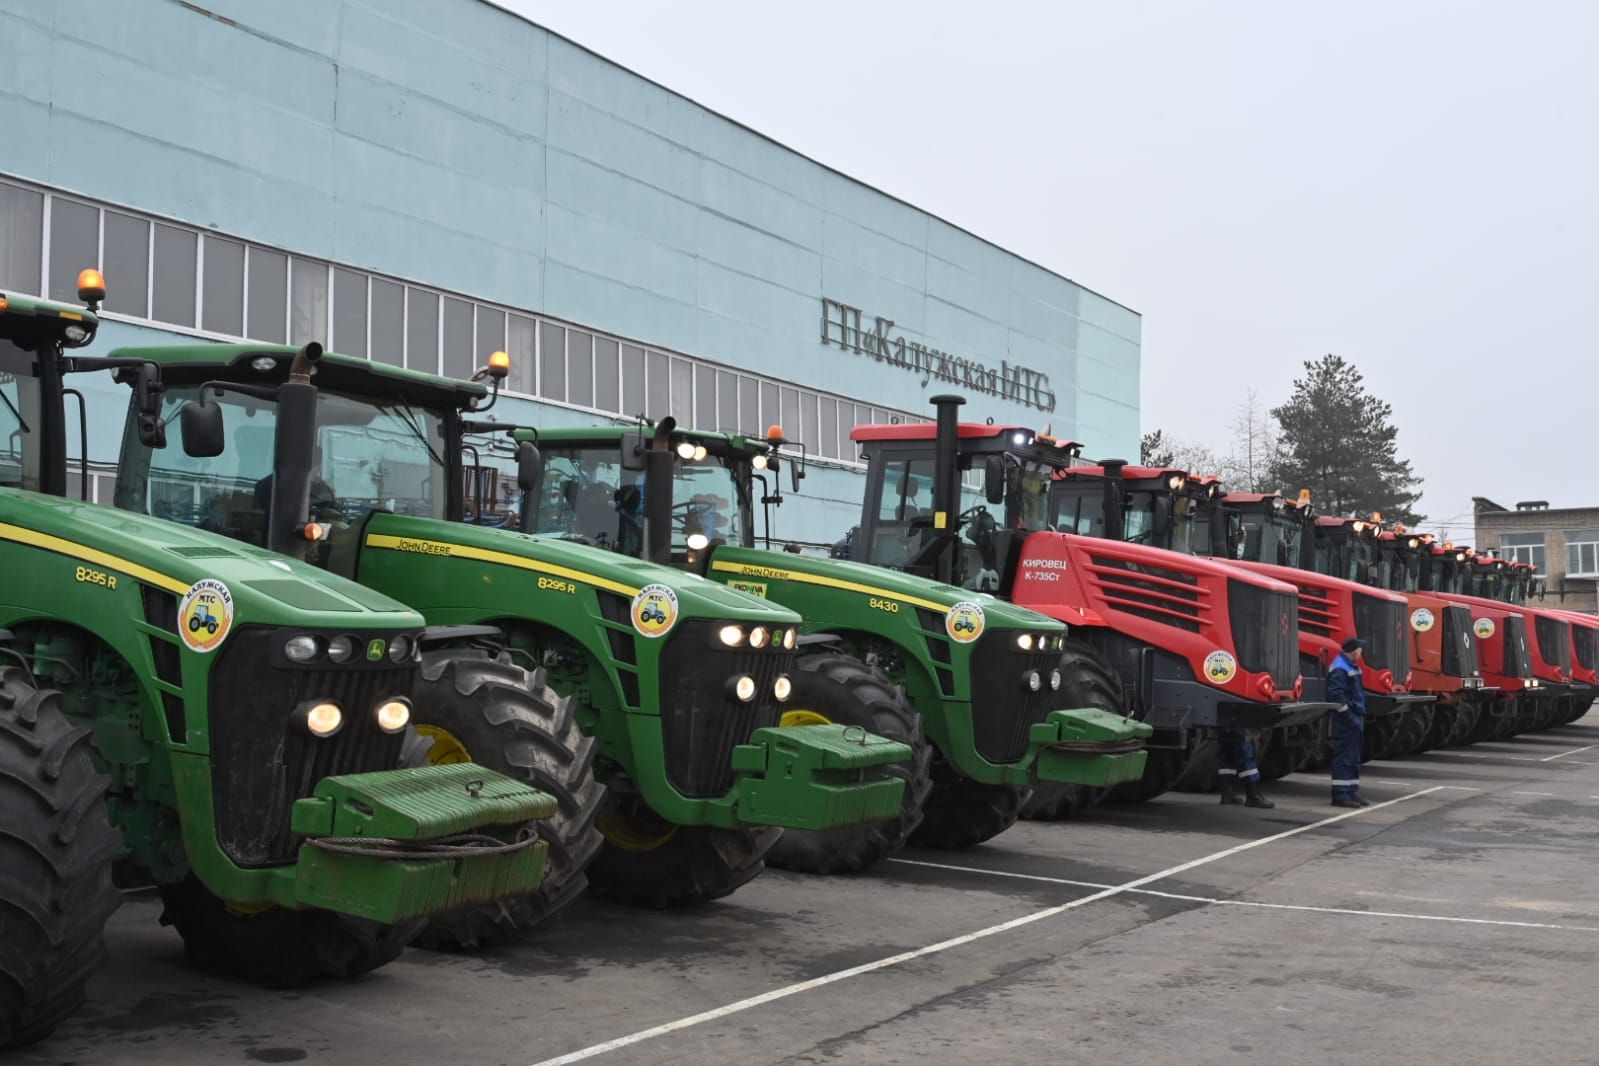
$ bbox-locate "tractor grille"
[209,626,415,866]
[657,620,790,798]
[968,633,1062,764]
[1536,616,1572,676]
[1295,583,1338,639]
[1228,580,1298,687]
[1503,615,1530,677]
[1441,606,1478,678]
[1573,625,1596,673]
[1087,555,1203,632]
[1354,592,1410,687]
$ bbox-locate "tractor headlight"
[326,635,355,663]
[693,445,708,462]
[63,324,88,344]
[676,441,697,460]
[1050,669,1062,691]
[749,625,770,649]
[687,533,709,551]
[388,634,412,662]
[296,700,344,738]
[375,698,411,734]
[1016,633,1034,651]
[752,454,770,470]
[718,624,745,647]
[783,627,798,650]
[1038,632,1052,649]
[732,675,757,702]
[1054,635,1067,652]
[284,635,321,663]
[773,675,792,701]
[1023,670,1042,692]
[1167,474,1184,491]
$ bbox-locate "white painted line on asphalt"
[526,787,1446,1066]
[1366,779,1413,786]
[888,859,1599,933]
[1541,743,1599,763]
[1428,751,1540,762]
[1512,791,1556,797]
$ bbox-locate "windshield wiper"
[386,392,447,468]
[0,389,29,434]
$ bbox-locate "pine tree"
[1268,354,1424,524]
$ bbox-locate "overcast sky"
[509,0,1596,539]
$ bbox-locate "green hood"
[0,488,421,630]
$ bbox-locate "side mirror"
[180,399,225,458]
[984,456,1005,504]
[516,439,543,497]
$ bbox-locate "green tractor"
[504,410,1151,873]
[0,281,558,1048]
[101,340,909,939]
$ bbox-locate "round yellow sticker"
[178,579,234,654]
[1474,617,1496,640]
[945,601,986,643]
[1410,608,1435,633]
[1203,650,1237,685]
[631,583,679,638]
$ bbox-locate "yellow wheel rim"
[597,810,678,853]
[780,709,832,728]
[223,899,272,918]
[416,724,472,766]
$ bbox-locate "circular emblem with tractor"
[1410,607,1435,633]
[1203,650,1237,685]
[945,601,986,643]
[1474,616,1496,640]
[177,578,234,653]
[630,582,680,638]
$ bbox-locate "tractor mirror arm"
[460,419,539,439]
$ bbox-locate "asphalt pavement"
[18,711,1599,1066]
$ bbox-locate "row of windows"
[1493,530,1599,578]
[0,177,921,463]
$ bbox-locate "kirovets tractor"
[105,339,909,934]
[512,405,1150,872]
[0,280,556,1047]
[837,397,1328,813]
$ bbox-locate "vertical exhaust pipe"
[268,342,323,558]
[644,416,677,565]
[929,395,965,584]
[1098,459,1127,541]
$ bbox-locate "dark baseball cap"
[1342,637,1369,653]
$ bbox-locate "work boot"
[1330,797,1363,809]
[1244,782,1274,809]
[1352,796,1372,807]
[1219,777,1243,805]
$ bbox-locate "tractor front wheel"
[908,756,1025,848]
[764,654,933,874]
[586,798,779,908]
[0,667,122,1050]
[411,652,605,950]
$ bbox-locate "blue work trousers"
[1217,729,1260,783]
[1330,710,1363,800]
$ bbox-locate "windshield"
[1230,509,1301,568]
[115,384,448,546]
[530,443,747,556]
[1123,490,1196,554]
[0,340,41,492]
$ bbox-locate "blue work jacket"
[1327,653,1367,718]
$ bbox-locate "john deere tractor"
[0,281,556,1047]
[506,405,1152,871]
[103,339,908,938]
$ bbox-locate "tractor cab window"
[115,385,447,561]
[1123,490,1195,555]
[0,341,41,491]
[531,443,746,557]
[1050,481,1109,537]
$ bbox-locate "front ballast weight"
[730,723,911,829]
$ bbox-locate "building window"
[370,278,404,367]
[405,287,439,373]
[202,236,246,336]
[151,224,198,327]
[47,198,99,304]
[246,247,287,343]
[1565,530,1599,577]
[103,212,150,318]
[0,182,43,293]
[289,257,327,345]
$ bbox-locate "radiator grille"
[1228,580,1298,686]
[1441,606,1478,677]
[1536,616,1572,676]
[1354,592,1410,687]
[1088,556,1203,632]
[658,620,791,797]
[968,634,1063,764]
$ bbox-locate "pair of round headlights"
[295,697,411,738]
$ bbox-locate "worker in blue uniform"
[1217,729,1273,808]
[1327,636,1370,808]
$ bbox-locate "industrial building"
[0,0,1140,543]
[1475,496,1599,613]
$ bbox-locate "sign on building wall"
[819,298,1056,413]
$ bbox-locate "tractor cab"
[1050,463,1221,559]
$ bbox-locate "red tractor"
[840,396,1329,812]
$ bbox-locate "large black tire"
[908,756,1026,848]
[764,655,933,874]
[1110,746,1190,801]
[0,668,121,1050]
[1022,641,1127,820]
[411,652,604,949]
[586,799,780,908]
[158,875,419,986]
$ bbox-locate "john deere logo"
[945,601,986,644]
[1410,608,1435,633]
[366,638,387,661]
[177,579,234,654]
[1203,650,1237,685]
[1474,617,1496,640]
[631,583,679,638]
